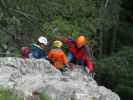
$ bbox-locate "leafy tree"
[0,0,97,56]
[95,0,121,57]
[94,47,133,100]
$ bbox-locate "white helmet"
[38,36,48,45]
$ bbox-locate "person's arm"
[64,38,74,46]
[84,58,94,73]
[48,50,53,60]
[62,52,68,65]
[67,52,74,62]
[48,51,55,64]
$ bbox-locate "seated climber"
[30,36,48,59]
[48,40,68,73]
[21,36,48,59]
[64,35,94,73]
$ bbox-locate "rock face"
[0,57,120,100]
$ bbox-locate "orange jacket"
[48,49,68,69]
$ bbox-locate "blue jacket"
[31,44,47,59]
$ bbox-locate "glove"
[85,67,90,74]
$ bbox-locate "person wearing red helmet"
[64,35,94,73]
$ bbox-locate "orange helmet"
[76,35,87,47]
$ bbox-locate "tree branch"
[105,0,109,8]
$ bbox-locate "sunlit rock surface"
[0,57,120,100]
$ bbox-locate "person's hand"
[85,67,90,74]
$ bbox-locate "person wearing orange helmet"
[64,35,94,73]
[76,35,87,48]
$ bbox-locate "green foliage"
[95,0,122,56]
[39,90,50,100]
[0,88,51,100]
[118,22,133,46]
[94,47,133,100]
[115,84,133,100]
[42,18,80,40]
[0,0,97,56]
[0,88,23,100]
[117,0,133,47]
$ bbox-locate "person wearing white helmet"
[30,36,48,59]
[38,36,48,46]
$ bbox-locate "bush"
[115,84,133,100]
[39,90,50,100]
[94,47,133,100]
[0,88,23,100]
